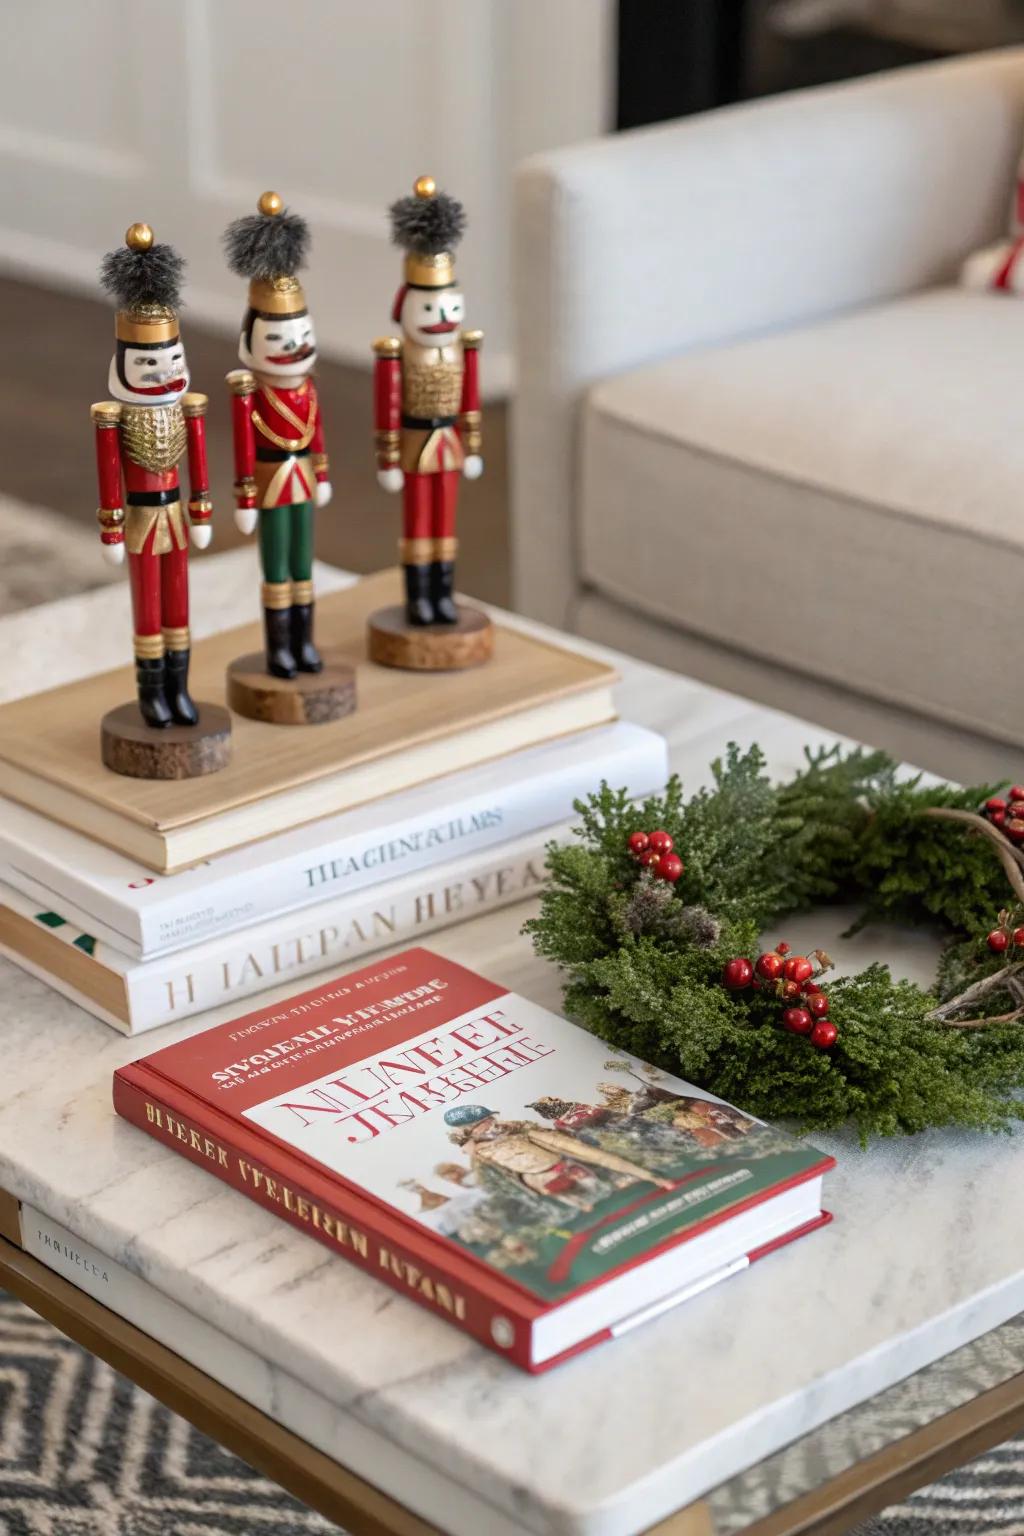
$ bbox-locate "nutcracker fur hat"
[389,174,466,320]
[100,223,183,345]
[224,190,309,320]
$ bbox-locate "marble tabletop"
[2,550,1024,1536]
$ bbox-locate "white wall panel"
[0,0,614,389]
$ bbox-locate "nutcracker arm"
[309,382,329,483]
[227,369,257,507]
[91,401,124,546]
[459,329,482,458]
[181,393,212,524]
[372,336,402,470]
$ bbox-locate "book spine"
[125,836,551,1030]
[112,1067,536,1369]
[3,724,667,958]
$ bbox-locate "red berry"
[989,929,1010,953]
[782,1007,813,1035]
[648,829,674,856]
[807,992,830,1017]
[722,957,754,990]
[782,981,800,1000]
[1014,927,1024,947]
[802,980,821,995]
[811,1020,838,1049]
[987,797,1008,814]
[1010,786,1024,803]
[776,941,791,955]
[783,956,813,984]
[992,810,1008,827]
[655,852,684,883]
[638,849,660,868]
[755,952,783,981]
[1009,819,1024,843]
[628,831,649,856]
[1011,802,1024,819]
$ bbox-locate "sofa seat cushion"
[580,287,1024,744]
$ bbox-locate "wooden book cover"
[0,571,616,873]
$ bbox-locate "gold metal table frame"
[0,1193,1020,1536]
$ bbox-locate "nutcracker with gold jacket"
[92,225,213,729]
[373,177,482,628]
[224,193,331,679]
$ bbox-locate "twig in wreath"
[920,807,1024,902]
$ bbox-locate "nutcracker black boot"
[404,563,435,626]
[135,657,174,729]
[164,649,199,727]
[430,560,459,624]
[290,603,323,673]
[264,607,298,679]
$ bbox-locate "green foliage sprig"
[526,746,1024,1142]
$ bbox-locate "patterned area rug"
[0,493,1020,1534]
[0,1293,338,1535]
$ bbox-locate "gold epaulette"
[372,336,402,359]
[226,368,256,396]
[461,329,483,350]
[181,392,208,418]
[90,400,122,427]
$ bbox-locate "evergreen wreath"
[525,746,1024,1143]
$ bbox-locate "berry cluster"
[722,944,837,1049]
[627,829,683,883]
[983,787,1024,844]
[987,907,1024,954]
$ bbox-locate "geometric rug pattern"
[0,1293,341,1535]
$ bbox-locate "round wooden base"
[226,652,357,726]
[100,703,232,780]
[367,605,494,672]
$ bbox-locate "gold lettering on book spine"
[142,1101,468,1321]
[119,403,187,471]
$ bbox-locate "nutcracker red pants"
[400,470,459,565]
[128,530,189,660]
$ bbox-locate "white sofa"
[511,49,1024,784]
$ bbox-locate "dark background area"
[616,0,1024,130]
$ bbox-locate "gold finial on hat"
[258,190,283,217]
[413,175,436,200]
[125,222,154,252]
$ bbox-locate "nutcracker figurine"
[224,192,331,680]
[93,224,215,733]
[371,176,488,664]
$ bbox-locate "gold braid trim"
[262,580,293,610]
[227,369,256,397]
[133,633,165,660]
[162,626,190,650]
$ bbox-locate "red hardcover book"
[113,948,834,1371]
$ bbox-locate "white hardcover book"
[0,722,666,960]
[0,826,562,1034]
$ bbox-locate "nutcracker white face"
[241,313,317,383]
[109,338,190,405]
[400,285,465,347]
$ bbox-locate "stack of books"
[0,574,667,1035]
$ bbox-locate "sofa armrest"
[511,48,1024,626]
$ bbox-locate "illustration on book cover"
[237,975,809,1304]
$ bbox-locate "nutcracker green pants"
[259,501,314,584]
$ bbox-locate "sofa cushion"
[580,286,1024,745]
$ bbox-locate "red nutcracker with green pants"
[224,192,331,680]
